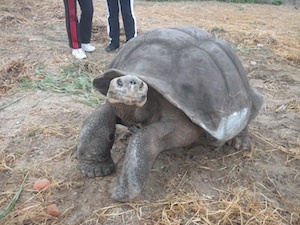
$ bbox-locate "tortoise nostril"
[117,79,123,87]
[130,80,137,85]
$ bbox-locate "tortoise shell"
[94,26,263,142]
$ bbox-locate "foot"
[111,180,139,202]
[79,158,115,177]
[72,48,87,59]
[82,43,96,52]
[105,45,119,53]
[227,127,251,150]
[229,135,251,150]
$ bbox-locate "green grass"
[0,95,28,112]
[19,61,105,108]
[0,173,28,220]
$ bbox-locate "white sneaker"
[81,43,96,52]
[72,48,87,59]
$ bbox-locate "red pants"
[63,0,94,49]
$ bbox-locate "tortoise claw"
[228,135,251,150]
[80,158,115,178]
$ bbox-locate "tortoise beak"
[107,75,148,107]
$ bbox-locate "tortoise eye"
[139,82,144,90]
[117,79,123,87]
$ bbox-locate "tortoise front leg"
[111,120,175,201]
[228,126,251,150]
[77,102,116,177]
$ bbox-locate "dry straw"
[89,188,287,225]
[0,0,299,224]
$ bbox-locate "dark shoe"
[105,45,119,53]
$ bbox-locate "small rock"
[46,204,61,217]
[32,178,50,191]
[276,104,287,113]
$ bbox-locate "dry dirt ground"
[0,0,299,224]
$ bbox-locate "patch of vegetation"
[270,0,283,4]
[18,61,104,107]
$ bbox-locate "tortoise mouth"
[107,91,147,107]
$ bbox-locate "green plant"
[18,61,104,107]
[272,0,283,5]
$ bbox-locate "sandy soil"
[0,0,299,224]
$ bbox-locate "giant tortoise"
[77,26,263,201]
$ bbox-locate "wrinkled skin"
[77,105,116,178]
[77,76,252,201]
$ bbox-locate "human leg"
[120,0,136,42]
[78,0,94,48]
[63,0,81,49]
[105,0,120,50]
[63,0,87,59]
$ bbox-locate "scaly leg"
[77,102,117,177]
[112,118,201,201]
[111,120,174,201]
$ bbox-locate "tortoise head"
[93,69,149,108]
[107,75,148,107]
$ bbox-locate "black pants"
[106,0,136,47]
[63,0,94,49]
